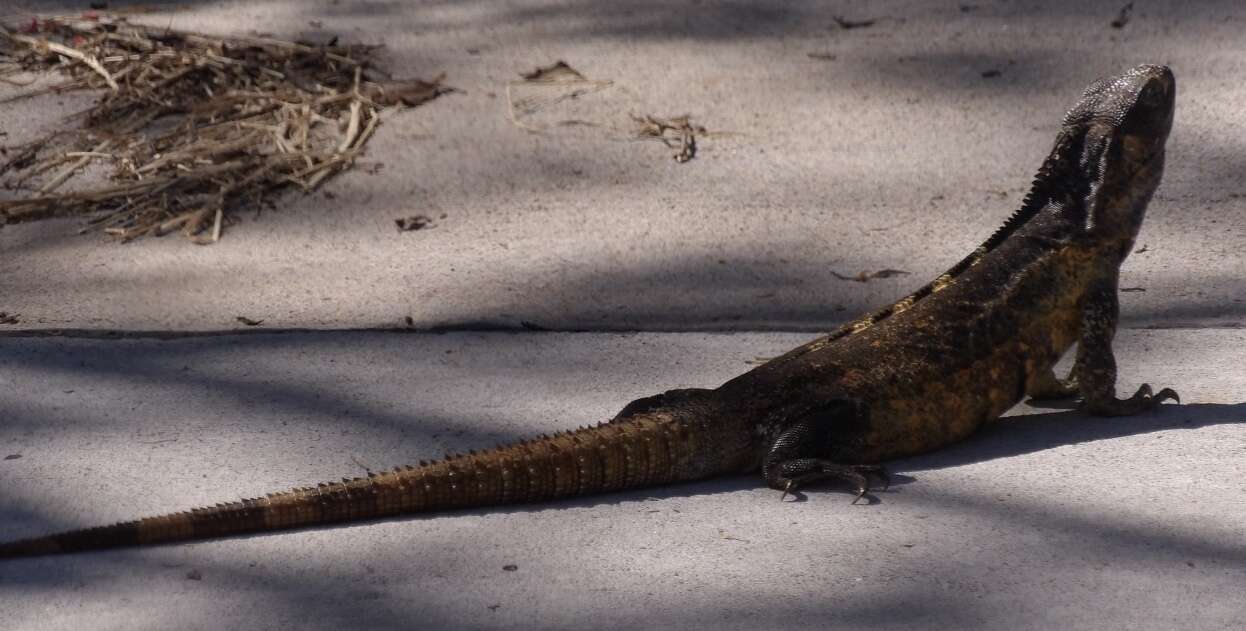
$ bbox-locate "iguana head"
[1059,64,1175,243]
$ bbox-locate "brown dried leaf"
[832,16,877,29]
[367,75,451,107]
[395,215,434,232]
[831,269,911,283]
[519,60,586,83]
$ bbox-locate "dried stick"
[2,30,119,92]
[39,139,112,194]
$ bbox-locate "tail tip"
[0,538,61,560]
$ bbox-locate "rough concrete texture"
[1,331,1244,630]
[2,1,1245,629]
[2,0,1245,331]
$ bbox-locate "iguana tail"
[1,411,741,559]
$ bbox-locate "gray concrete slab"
[3,0,1246,331]
[2,2,1244,629]
[1,330,1243,630]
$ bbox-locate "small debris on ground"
[395,215,434,231]
[519,60,586,83]
[350,455,372,472]
[1110,2,1133,28]
[506,60,612,132]
[1120,287,1146,292]
[506,60,731,162]
[0,312,19,324]
[235,316,264,326]
[832,269,911,283]
[373,76,450,107]
[832,16,877,29]
[185,569,203,581]
[3,454,21,460]
[981,69,1002,78]
[632,114,704,163]
[502,564,518,572]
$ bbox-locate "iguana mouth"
[1124,145,1162,182]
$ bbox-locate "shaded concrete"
[0,330,1243,630]
[1,2,1243,629]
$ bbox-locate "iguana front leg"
[762,401,887,503]
[1074,279,1178,416]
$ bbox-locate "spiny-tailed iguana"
[0,64,1178,559]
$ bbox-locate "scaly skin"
[0,64,1178,559]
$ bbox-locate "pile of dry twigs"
[0,12,448,242]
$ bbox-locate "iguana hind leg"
[762,401,887,503]
[1075,279,1179,416]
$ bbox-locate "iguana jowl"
[0,64,1178,559]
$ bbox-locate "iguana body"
[0,64,1178,559]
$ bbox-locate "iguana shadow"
[893,401,1246,472]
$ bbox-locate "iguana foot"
[1083,383,1179,417]
[769,461,888,503]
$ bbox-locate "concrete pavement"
[2,1,1245,629]
[0,330,1243,630]
[3,0,1245,331]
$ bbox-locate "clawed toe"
[771,462,889,503]
[780,480,795,502]
[1085,383,1181,416]
[1133,383,1180,409]
[1153,387,1179,405]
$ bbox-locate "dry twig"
[632,114,704,163]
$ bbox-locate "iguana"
[0,64,1178,559]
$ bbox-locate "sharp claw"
[780,480,793,502]
[1155,387,1180,404]
[851,488,867,505]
